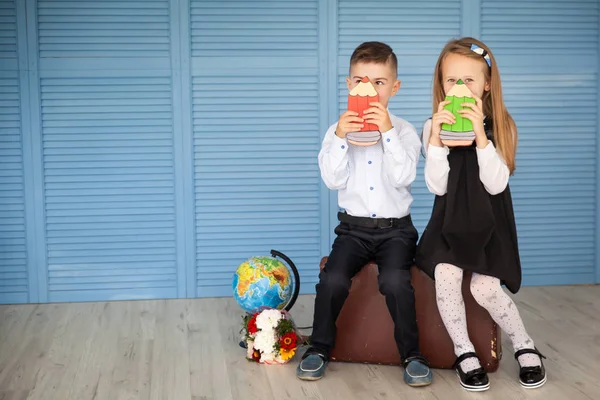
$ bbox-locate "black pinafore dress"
[415,120,522,293]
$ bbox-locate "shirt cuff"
[475,140,496,162]
[329,134,349,159]
[381,127,401,153]
[426,143,449,159]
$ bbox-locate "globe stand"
[269,249,300,312]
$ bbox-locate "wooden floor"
[0,285,599,400]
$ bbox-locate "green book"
[441,79,476,133]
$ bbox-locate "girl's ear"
[484,79,491,92]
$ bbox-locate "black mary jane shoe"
[453,352,490,392]
[514,348,547,389]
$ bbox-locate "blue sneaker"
[296,353,328,381]
[403,356,433,387]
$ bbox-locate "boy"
[297,42,432,387]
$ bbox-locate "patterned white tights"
[434,263,541,372]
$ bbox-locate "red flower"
[279,332,298,351]
[247,315,258,335]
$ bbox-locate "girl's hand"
[458,95,487,148]
[363,102,392,132]
[430,100,453,147]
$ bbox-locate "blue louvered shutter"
[337,0,462,233]
[37,0,178,301]
[0,0,28,303]
[481,0,598,285]
[190,0,324,296]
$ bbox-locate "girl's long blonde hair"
[433,37,517,174]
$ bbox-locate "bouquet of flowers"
[242,308,299,364]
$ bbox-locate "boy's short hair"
[349,42,398,76]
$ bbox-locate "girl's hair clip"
[470,44,492,67]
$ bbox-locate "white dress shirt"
[421,118,510,196]
[318,113,421,219]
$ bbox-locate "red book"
[346,77,381,146]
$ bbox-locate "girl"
[416,37,547,392]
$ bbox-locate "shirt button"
[368,161,372,164]
[370,187,374,190]
[386,138,390,142]
[341,145,345,149]
[372,214,376,217]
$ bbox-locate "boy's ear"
[346,76,352,91]
[392,79,401,96]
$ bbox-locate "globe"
[233,253,298,314]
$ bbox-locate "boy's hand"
[335,111,363,138]
[363,102,392,132]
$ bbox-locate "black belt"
[337,212,412,229]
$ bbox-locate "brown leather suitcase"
[320,257,501,372]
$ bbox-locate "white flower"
[261,351,275,364]
[274,355,285,364]
[246,340,255,359]
[253,330,276,354]
[255,309,283,330]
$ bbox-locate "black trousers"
[308,219,421,361]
